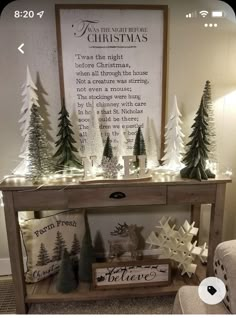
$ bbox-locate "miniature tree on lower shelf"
[56,248,77,293]
[79,212,96,282]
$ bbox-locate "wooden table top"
[0,174,232,191]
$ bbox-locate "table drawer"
[13,190,68,210]
[168,184,216,204]
[67,186,166,208]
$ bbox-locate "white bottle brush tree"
[13,65,40,175]
[84,102,103,166]
[161,95,185,171]
[145,116,160,168]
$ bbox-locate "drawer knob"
[109,192,126,199]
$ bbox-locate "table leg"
[190,204,201,243]
[207,184,226,277]
[3,192,27,314]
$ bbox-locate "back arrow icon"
[18,43,24,54]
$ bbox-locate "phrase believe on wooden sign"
[92,259,171,290]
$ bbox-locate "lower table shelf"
[25,263,206,303]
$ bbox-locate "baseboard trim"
[0,257,27,276]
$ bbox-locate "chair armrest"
[214,240,236,313]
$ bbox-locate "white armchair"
[172,240,236,314]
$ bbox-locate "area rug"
[29,296,175,314]
[0,278,16,314]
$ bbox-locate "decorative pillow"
[20,209,85,283]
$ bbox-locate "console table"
[0,176,231,313]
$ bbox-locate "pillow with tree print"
[20,209,85,283]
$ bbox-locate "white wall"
[0,0,235,273]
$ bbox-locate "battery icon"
[211,11,224,17]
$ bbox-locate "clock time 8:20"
[14,10,44,18]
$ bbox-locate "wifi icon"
[199,10,209,17]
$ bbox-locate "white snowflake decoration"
[101,156,123,179]
[146,216,208,277]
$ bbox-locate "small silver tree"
[28,104,54,180]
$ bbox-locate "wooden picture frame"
[55,4,168,157]
[92,259,171,290]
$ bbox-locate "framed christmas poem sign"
[55,4,168,159]
[92,259,171,290]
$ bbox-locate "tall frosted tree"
[180,96,215,181]
[84,103,103,165]
[56,248,77,293]
[133,127,146,169]
[203,80,217,163]
[94,231,106,260]
[145,116,159,168]
[161,95,185,171]
[79,212,96,282]
[103,136,113,159]
[53,99,83,171]
[14,65,39,175]
[28,104,54,180]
